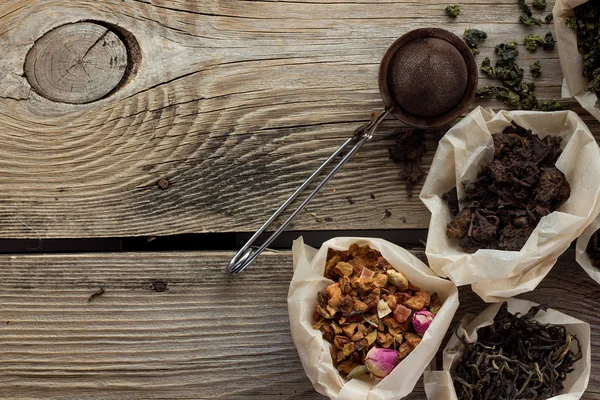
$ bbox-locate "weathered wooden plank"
[0,248,597,399]
[0,0,592,238]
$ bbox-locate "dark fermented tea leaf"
[533,0,546,9]
[520,14,544,25]
[530,60,542,77]
[452,303,582,400]
[464,28,488,54]
[443,121,570,252]
[445,5,460,17]
[545,12,553,22]
[388,129,428,197]
[524,34,545,51]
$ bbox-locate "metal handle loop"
[228,109,391,274]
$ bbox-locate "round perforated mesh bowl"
[379,28,478,128]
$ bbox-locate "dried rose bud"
[365,346,399,379]
[412,310,435,337]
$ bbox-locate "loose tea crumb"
[445,5,460,17]
[452,303,581,400]
[530,60,542,77]
[524,34,545,51]
[388,129,427,197]
[314,244,442,380]
[346,196,355,205]
[463,28,487,55]
[443,121,570,253]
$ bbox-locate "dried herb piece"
[519,0,534,17]
[444,121,570,252]
[463,28,487,54]
[452,303,582,400]
[520,14,543,25]
[388,129,426,197]
[545,12,553,22]
[544,31,556,50]
[537,100,569,111]
[533,0,546,9]
[477,42,567,110]
[495,41,519,62]
[445,5,460,17]
[314,245,441,380]
[566,0,600,103]
[530,60,542,77]
[524,34,545,51]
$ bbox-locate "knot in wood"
[24,22,129,104]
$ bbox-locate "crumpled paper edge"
[423,298,591,400]
[555,0,600,121]
[288,237,459,400]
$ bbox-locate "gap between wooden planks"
[0,249,598,399]
[0,0,593,238]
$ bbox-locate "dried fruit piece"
[377,299,393,318]
[404,291,431,311]
[387,269,409,290]
[333,261,354,277]
[393,304,413,323]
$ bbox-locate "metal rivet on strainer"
[229,28,478,274]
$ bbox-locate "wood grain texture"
[0,0,594,238]
[0,249,597,399]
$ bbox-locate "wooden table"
[0,0,599,398]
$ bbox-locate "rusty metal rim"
[378,27,478,128]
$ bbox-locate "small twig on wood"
[88,288,105,302]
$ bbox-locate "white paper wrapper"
[420,107,600,302]
[423,298,591,400]
[288,237,459,400]
[554,0,600,121]
[575,216,600,283]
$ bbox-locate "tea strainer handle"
[228,109,391,274]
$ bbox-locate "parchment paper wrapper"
[575,216,600,283]
[289,237,459,400]
[554,0,600,121]
[420,107,600,302]
[423,298,591,400]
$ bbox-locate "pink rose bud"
[365,347,398,379]
[412,310,435,337]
